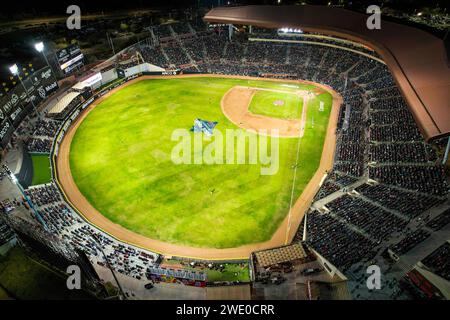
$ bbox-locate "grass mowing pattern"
[248,90,303,119]
[70,77,332,248]
[31,154,51,186]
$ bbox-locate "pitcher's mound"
[273,100,285,106]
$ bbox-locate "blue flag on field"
[190,118,218,136]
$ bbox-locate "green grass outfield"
[70,77,332,249]
[31,154,52,186]
[248,90,303,119]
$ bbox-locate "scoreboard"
[57,44,84,74]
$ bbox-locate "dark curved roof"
[204,5,450,141]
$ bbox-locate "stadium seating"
[1,23,449,279]
[420,242,450,281]
[9,183,160,281]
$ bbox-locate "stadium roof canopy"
[204,5,450,141]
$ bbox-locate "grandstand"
[0,5,449,300]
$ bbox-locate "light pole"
[9,64,38,116]
[34,41,58,82]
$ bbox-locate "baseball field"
[67,76,334,250]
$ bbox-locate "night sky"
[1,0,449,17]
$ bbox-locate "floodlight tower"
[34,41,57,79]
[9,64,38,115]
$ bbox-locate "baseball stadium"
[0,2,449,301]
[56,74,340,259]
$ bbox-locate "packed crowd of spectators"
[326,195,408,242]
[356,183,445,219]
[306,210,376,271]
[25,137,52,153]
[390,229,431,256]
[369,166,449,196]
[140,46,169,68]
[24,184,61,207]
[31,119,61,138]
[332,162,364,177]
[369,143,435,163]
[3,114,59,154]
[370,124,423,143]
[426,208,450,231]
[9,108,60,153]
[163,45,192,66]
[421,242,450,282]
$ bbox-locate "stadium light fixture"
[9,64,18,75]
[10,173,18,185]
[34,40,58,82]
[35,41,44,53]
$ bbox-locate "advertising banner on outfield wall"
[143,70,180,76]
[0,67,58,148]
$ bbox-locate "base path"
[221,86,312,138]
[55,74,342,260]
